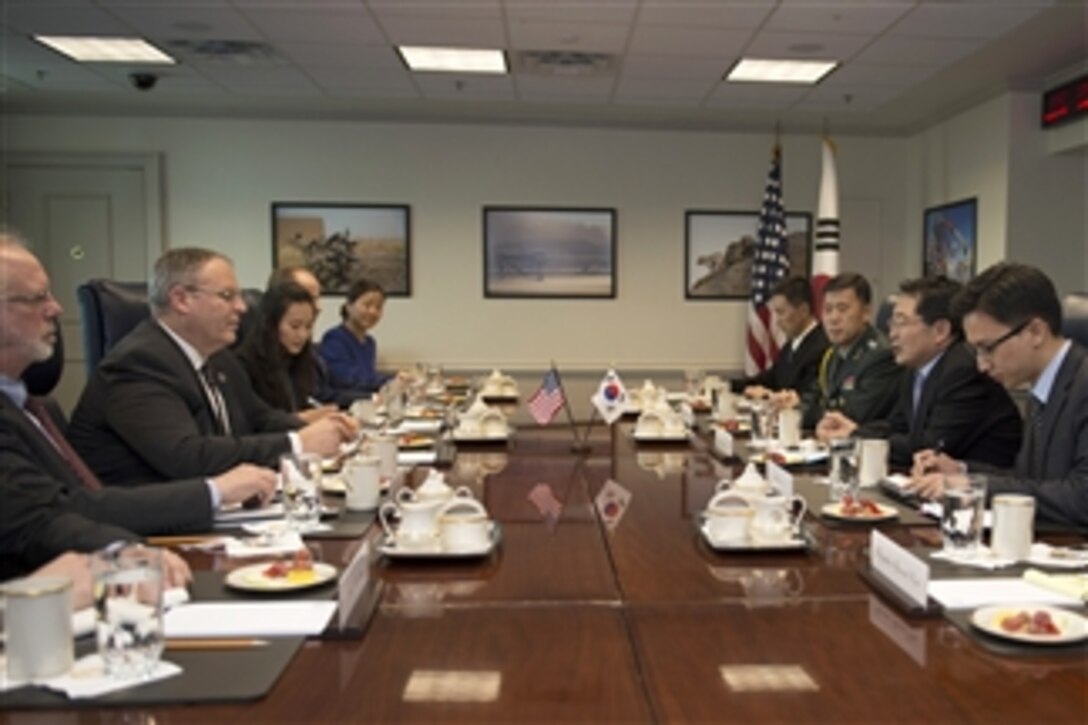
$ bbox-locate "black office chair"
[76,280,150,376]
[1062,292,1088,347]
[236,288,265,347]
[874,296,895,336]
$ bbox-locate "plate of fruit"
[970,605,1087,645]
[821,495,898,522]
[225,549,337,592]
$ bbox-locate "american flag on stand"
[744,144,790,377]
[527,368,566,425]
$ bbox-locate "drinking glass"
[827,437,859,503]
[941,474,987,556]
[92,544,164,679]
[749,400,776,442]
[281,452,322,531]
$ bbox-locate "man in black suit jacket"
[732,276,830,398]
[0,236,275,578]
[913,263,1088,528]
[69,247,357,486]
[817,277,1021,466]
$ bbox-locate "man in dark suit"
[776,273,902,429]
[69,247,357,486]
[732,276,829,398]
[0,235,276,578]
[816,276,1021,466]
[912,263,1088,528]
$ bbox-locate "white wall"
[7,115,908,373]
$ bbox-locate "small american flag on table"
[527,368,566,425]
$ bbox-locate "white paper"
[870,531,930,608]
[338,541,372,630]
[927,577,1084,610]
[390,419,443,434]
[713,428,734,458]
[766,460,793,498]
[165,601,336,638]
[0,655,181,698]
[72,587,189,638]
[215,502,286,524]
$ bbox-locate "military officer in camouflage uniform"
[775,272,902,429]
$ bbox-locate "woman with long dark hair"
[235,281,335,423]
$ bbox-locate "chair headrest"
[1062,292,1088,348]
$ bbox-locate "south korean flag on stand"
[591,369,628,425]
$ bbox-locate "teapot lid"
[734,462,767,489]
[417,469,450,496]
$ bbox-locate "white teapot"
[704,490,754,544]
[722,463,771,502]
[750,494,807,544]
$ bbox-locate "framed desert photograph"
[483,207,616,299]
[272,203,411,296]
[685,210,812,300]
[923,198,977,283]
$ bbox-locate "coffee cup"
[343,454,381,511]
[858,439,889,486]
[991,494,1035,560]
[1,576,73,680]
[705,505,754,544]
[437,497,492,553]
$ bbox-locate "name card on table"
[869,530,930,609]
[714,428,734,458]
[766,460,793,498]
[338,539,372,632]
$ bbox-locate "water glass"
[749,400,776,442]
[827,438,859,503]
[281,452,322,531]
[941,475,987,555]
[92,545,164,679]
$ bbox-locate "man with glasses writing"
[69,247,357,486]
[815,276,1021,466]
[910,263,1088,528]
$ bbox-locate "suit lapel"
[0,394,82,488]
[1034,351,1078,476]
[150,322,222,436]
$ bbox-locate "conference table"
[4,421,1086,723]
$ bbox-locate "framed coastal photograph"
[483,207,616,299]
[923,198,977,283]
[271,203,411,296]
[685,210,813,300]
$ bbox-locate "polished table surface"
[5,423,1086,723]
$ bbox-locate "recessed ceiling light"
[398,46,507,74]
[34,36,175,64]
[726,58,837,84]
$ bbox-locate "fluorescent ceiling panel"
[399,46,507,74]
[35,35,175,63]
[726,58,837,84]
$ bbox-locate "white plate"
[379,524,502,559]
[224,561,338,592]
[1026,544,1088,569]
[452,430,511,443]
[970,604,1088,645]
[633,431,690,442]
[750,446,829,466]
[699,523,807,552]
[820,501,899,522]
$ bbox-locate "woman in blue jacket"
[319,278,393,395]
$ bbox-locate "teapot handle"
[378,502,400,538]
[707,490,750,510]
[789,495,808,528]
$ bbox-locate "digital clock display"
[1042,74,1088,128]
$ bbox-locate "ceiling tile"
[1,4,132,35]
[705,82,810,107]
[369,0,501,22]
[88,63,225,93]
[628,25,752,56]
[614,77,712,100]
[890,2,1051,40]
[744,31,873,61]
[793,83,904,112]
[415,73,515,100]
[620,54,731,81]
[202,66,321,93]
[505,0,638,25]
[853,35,985,67]
[821,62,938,87]
[102,5,264,41]
[517,92,611,105]
[241,7,385,44]
[508,20,631,53]
[765,1,913,35]
[307,67,415,92]
[375,15,505,47]
[637,0,775,29]
[278,42,402,70]
[516,75,614,98]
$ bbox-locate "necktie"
[24,396,104,491]
[201,364,232,435]
[1023,395,1045,475]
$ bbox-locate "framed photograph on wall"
[923,198,977,283]
[483,207,616,299]
[271,203,411,296]
[684,210,812,300]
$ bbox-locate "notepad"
[165,602,337,638]
[927,578,1083,610]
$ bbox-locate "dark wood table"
[5,423,1086,722]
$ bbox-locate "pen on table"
[164,638,270,651]
[307,396,322,408]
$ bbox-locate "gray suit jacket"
[983,342,1088,529]
[69,320,301,485]
[0,392,213,579]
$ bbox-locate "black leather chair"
[76,280,150,376]
[875,295,895,336]
[1062,292,1088,347]
[237,288,265,346]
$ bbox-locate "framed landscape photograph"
[272,203,411,296]
[923,198,977,283]
[685,210,813,300]
[483,207,616,299]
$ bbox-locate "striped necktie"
[201,364,232,435]
[24,396,104,491]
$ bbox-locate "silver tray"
[698,519,810,552]
[379,523,503,560]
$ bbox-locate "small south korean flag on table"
[595,479,632,531]
[591,369,628,425]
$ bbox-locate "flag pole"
[550,362,592,453]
